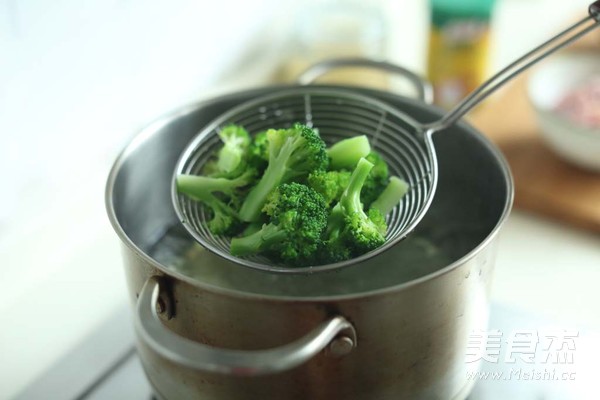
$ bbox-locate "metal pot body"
[107,86,512,400]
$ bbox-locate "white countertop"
[1,0,599,399]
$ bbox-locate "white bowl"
[527,53,600,172]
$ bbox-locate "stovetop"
[13,303,596,400]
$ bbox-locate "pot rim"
[105,85,514,303]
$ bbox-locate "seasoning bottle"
[426,0,496,109]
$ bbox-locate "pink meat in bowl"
[555,76,600,128]
[528,53,600,172]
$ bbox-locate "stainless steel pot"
[106,64,513,400]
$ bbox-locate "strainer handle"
[134,276,357,376]
[297,57,434,104]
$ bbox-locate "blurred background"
[1,0,599,399]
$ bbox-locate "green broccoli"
[201,125,252,179]
[215,125,251,174]
[176,121,407,267]
[180,191,242,235]
[321,157,387,262]
[247,130,269,171]
[238,123,328,222]
[230,183,328,266]
[176,168,256,199]
[307,169,352,206]
[361,150,390,207]
[327,135,371,170]
[241,221,264,237]
[176,169,255,235]
[370,176,409,216]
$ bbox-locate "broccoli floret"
[215,125,251,174]
[176,169,255,235]
[366,151,388,180]
[367,207,387,231]
[370,176,409,216]
[201,125,252,179]
[327,135,371,170]
[230,183,328,266]
[247,130,269,171]
[361,150,390,207]
[238,123,328,222]
[318,212,352,263]
[180,190,242,235]
[321,157,387,262]
[307,170,352,206]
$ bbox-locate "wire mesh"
[173,87,436,273]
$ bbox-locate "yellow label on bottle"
[427,21,491,109]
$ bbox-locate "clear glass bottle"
[275,0,389,88]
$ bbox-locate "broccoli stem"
[339,157,374,213]
[241,221,264,236]
[230,223,287,256]
[238,138,295,222]
[326,157,373,237]
[327,135,371,170]
[177,175,235,197]
[370,176,409,216]
[176,170,252,198]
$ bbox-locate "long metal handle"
[425,1,600,133]
[297,57,434,104]
[134,277,357,376]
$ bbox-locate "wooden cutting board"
[467,75,600,232]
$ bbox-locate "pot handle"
[297,57,434,104]
[134,276,357,376]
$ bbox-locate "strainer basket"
[172,87,437,273]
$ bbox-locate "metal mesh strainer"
[173,3,600,273]
[173,88,436,273]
